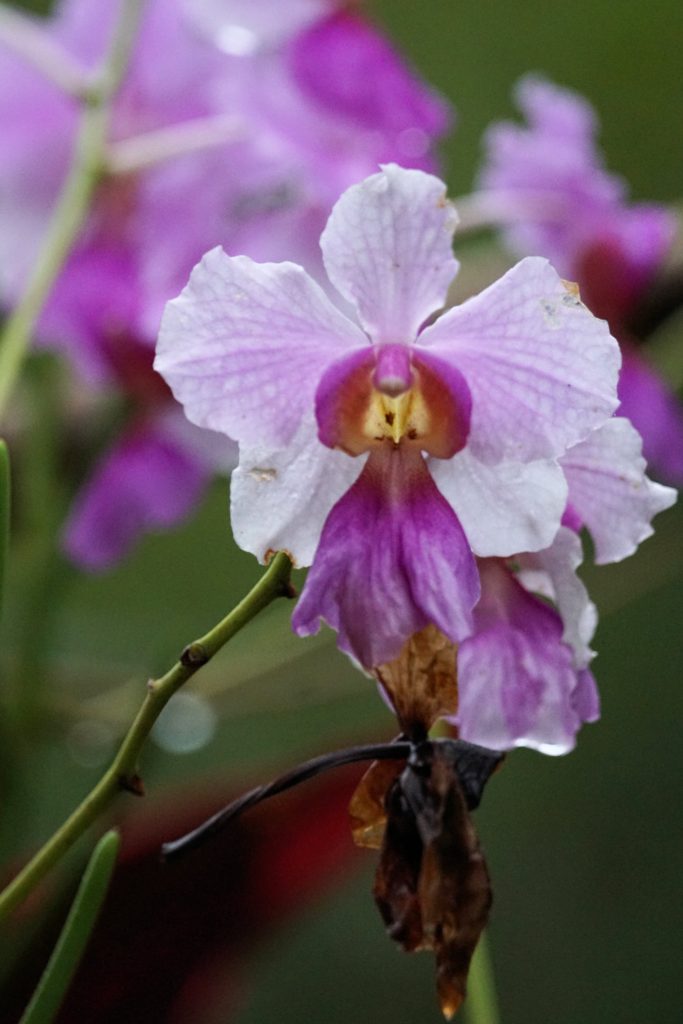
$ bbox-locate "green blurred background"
[2,1,682,1022]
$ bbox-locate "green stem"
[18,830,120,1024]
[465,932,501,1024]
[0,552,293,923]
[11,357,71,726]
[0,0,145,422]
[0,6,87,97]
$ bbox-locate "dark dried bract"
[348,756,404,850]
[374,625,458,739]
[373,741,503,1019]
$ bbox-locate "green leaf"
[18,830,120,1024]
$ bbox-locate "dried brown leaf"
[415,752,492,1018]
[372,742,499,1019]
[373,778,425,951]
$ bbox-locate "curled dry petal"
[373,742,502,1019]
[374,624,459,739]
[349,623,459,851]
[348,757,404,851]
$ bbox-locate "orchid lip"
[315,344,472,459]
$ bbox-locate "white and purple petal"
[560,417,677,564]
[517,526,597,669]
[289,12,450,172]
[320,164,459,344]
[429,448,567,557]
[478,75,674,299]
[456,559,597,754]
[419,257,621,463]
[292,446,479,668]
[155,246,367,447]
[231,413,364,567]
[477,75,624,275]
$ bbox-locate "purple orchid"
[0,0,449,569]
[456,417,675,753]
[62,416,211,572]
[477,75,674,291]
[478,75,683,483]
[156,165,626,684]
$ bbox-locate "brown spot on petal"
[374,625,458,740]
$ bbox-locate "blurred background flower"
[0,0,449,568]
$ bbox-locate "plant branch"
[106,113,246,174]
[0,6,87,98]
[0,0,145,422]
[0,551,293,923]
[163,740,413,860]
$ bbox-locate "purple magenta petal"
[292,445,479,668]
[289,12,450,168]
[411,349,472,457]
[478,75,623,276]
[573,207,675,327]
[572,669,600,724]
[514,74,599,140]
[315,346,376,454]
[457,559,595,754]
[37,245,142,384]
[62,422,209,571]
[617,348,683,485]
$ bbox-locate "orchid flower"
[478,74,683,483]
[456,417,676,753]
[156,164,623,676]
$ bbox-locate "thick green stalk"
[465,932,501,1024]
[0,0,145,421]
[0,552,293,923]
[18,830,120,1024]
